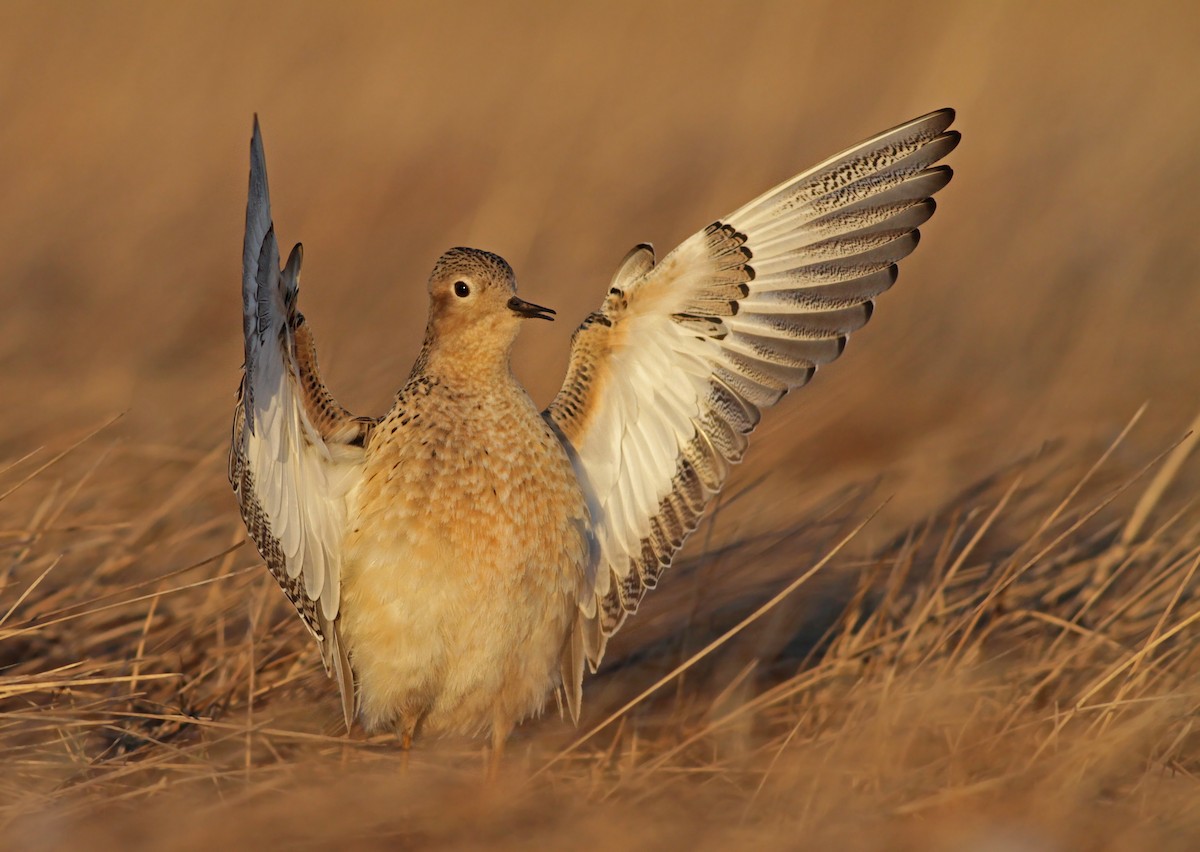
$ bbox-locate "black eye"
[454,281,470,298]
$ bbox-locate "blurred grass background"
[3,1,1198,480]
[2,1,1200,848]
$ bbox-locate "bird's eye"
[454,281,470,298]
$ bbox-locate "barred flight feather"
[545,108,958,669]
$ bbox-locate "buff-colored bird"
[229,109,959,761]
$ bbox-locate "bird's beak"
[507,296,556,321]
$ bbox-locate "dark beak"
[507,295,556,321]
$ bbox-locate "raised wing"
[228,118,374,728]
[547,108,958,669]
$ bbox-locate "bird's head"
[422,247,554,374]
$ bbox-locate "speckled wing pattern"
[229,118,373,728]
[546,109,959,666]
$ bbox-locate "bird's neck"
[409,328,518,396]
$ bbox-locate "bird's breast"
[347,387,589,577]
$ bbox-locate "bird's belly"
[338,423,591,739]
[340,535,576,738]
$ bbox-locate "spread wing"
[228,118,374,728]
[546,108,959,671]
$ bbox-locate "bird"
[229,109,959,763]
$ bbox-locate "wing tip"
[900,107,957,142]
[246,116,272,240]
[250,115,266,172]
[920,163,955,194]
[924,106,956,130]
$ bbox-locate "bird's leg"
[487,719,512,780]
[395,715,418,770]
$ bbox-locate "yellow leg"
[396,719,416,770]
[487,722,511,780]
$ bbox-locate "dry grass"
[3,1,1200,848]
[4,409,1200,849]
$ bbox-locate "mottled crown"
[430,247,515,286]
